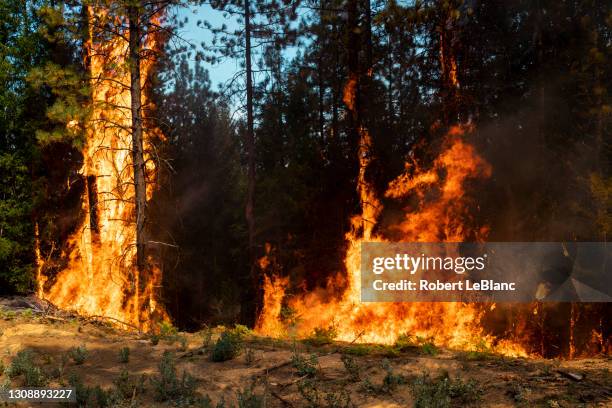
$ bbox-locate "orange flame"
[38,6,165,330]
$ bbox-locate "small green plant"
[394,333,417,350]
[69,345,88,365]
[304,325,337,346]
[151,351,197,403]
[159,321,178,338]
[113,369,146,400]
[412,371,482,408]
[211,330,243,362]
[291,350,318,377]
[298,379,350,408]
[21,308,33,319]
[344,344,373,356]
[280,306,299,327]
[69,373,91,406]
[298,379,320,407]
[420,341,438,356]
[150,333,160,345]
[6,349,46,385]
[381,359,407,392]
[464,338,492,360]
[119,347,130,364]
[5,350,34,378]
[340,354,360,382]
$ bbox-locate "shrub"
[340,354,360,382]
[6,350,46,386]
[159,321,178,338]
[69,345,88,365]
[304,326,337,346]
[151,351,197,403]
[344,344,373,356]
[119,347,130,364]
[69,373,91,406]
[150,334,160,345]
[420,342,438,356]
[381,359,407,392]
[412,371,482,408]
[211,331,243,362]
[298,379,350,408]
[6,350,35,378]
[114,369,146,400]
[291,351,318,377]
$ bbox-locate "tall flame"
[38,6,164,330]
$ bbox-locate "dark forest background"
[0,0,610,332]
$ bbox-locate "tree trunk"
[244,0,258,323]
[128,3,147,273]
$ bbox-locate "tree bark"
[128,3,147,273]
[244,0,257,322]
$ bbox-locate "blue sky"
[173,3,301,91]
[174,4,241,89]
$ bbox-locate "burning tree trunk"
[127,2,147,273]
[38,2,165,330]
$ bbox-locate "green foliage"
[113,369,146,400]
[159,321,178,338]
[304,325,337,346]
[298,379,351,408]
[381,359,407,392]
[151,351,197,403]
[420,342,438,356]
[291,350,318,377]
[344,344,374,356]
[118,347,130,364]
[69,345,88,365]
[0,154,35,293]
[6,349,47,387]
[394,333,417,350]
[211,330,243,362]
[340,354,360,382]
[412,372,482,408]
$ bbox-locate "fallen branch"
[88,315,140,332]
[557,370,584,381]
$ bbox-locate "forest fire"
[256,62,527,356]
[37,7,164,330]
[256,123,529,356]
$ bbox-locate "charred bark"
[128,3,147,273]
[244,0,258,325]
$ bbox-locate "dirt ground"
[0,297,610,407]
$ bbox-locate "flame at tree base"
[256,125,529,358]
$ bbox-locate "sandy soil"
[0,297,610,407]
